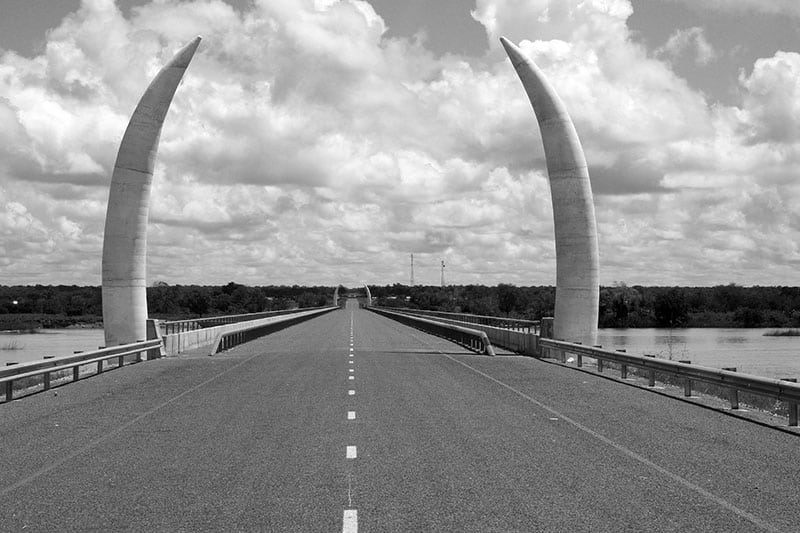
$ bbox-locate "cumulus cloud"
[656,27,718,66]
[0,0,798,287]
[738,51,800,144]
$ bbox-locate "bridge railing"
[1,339,162,402]
[380,307,540,334]
[209,306,339,355]
[540,338,800,427]
[161,308,315,335]
[369,307,495,356]
[375,307,538,355]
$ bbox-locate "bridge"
[4,31,800,532]
[2,300,800,532]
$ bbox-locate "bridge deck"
[1,301,798,531]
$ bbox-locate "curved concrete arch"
[500,37,599,344]
[364,284,372,307]
[102,37,201,346]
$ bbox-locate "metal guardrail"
[369,307,495,356]
[376,307,538,355]
[1,339,162,402]
[210,307,339,355]
[161,307,324,335]
[380,307,540,334]
[540,338,800,427]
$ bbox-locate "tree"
[185,290,210,316]
[654,288,689,327]
[497,284,518,316]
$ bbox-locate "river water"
[2,327,798,380]
[596,328,800,380]
[0,329,106,366]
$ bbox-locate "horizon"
[1,281,798,290]
[1,0,798,287]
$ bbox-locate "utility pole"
[441,259,445,287]
[410,253,414,286]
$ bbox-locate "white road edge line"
[346,446,357,459]
[438,350,782,533]
[348,390,355,395]
[1,348,265,498]
[343,509,358,533]
[348,411,356,420]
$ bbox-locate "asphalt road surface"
[1,300,799,532]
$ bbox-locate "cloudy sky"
[0,0,798,288]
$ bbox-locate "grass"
[1,339,25,350]
[763,329,800,337]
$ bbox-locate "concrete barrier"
[162,307,338,356]
[375,308,538,356]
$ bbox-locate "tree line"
[371,283,800,328]
[0,282,332,329]
[2,282,799,329]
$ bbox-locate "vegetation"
[372,282,800,329]
[0,283,332,330]
[763,329,800,336]
[1,339,24,350]
[2,282,799,330]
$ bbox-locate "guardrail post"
[722,367,739,409]
[594,346,603,372]
[616,350,627,378]
[540,317,554,340]
[43,371,51,391]
[679,360,692,396]
[644,354,656,386]
[5,377,12,402]
[781,378,798,426]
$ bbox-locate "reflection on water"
[717,335,748,344]
[596,328,800,380]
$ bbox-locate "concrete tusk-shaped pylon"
[500,36,599,345]
[101,37,201,346]
[364,284,372,307]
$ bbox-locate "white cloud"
[656,27,718,66]
[738,51,800,144]
[0,0,798,287]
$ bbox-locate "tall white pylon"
[101,37,201,346]
[501,37,599,344]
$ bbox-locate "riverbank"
[0,313,102,332]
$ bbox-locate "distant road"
[1,299,798,531]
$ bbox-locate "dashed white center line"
[343,509,358,532]
[345,316,359,532]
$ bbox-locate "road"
[1,299,799,532]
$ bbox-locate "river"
[596,328,800,380]
[0,329,106,366]
[2,327,799,380]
